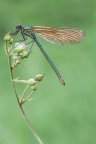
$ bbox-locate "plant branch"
[7,48,44,144]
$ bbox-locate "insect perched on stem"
[12,24,84,85]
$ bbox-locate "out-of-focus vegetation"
[0,0,96,144]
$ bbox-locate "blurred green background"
[0,0,96,144]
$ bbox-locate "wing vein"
[31,26,84,44]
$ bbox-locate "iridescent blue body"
[22,26,31,30]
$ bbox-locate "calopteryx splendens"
[12,24,84,85]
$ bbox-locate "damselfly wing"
[31,26,84,44]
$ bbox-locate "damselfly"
[12,24,84,85]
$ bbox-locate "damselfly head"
[16,24,22,30]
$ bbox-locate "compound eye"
[16,24,21,29]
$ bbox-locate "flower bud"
[27,78,37,86]
[11,59,20,68]
[15,42,26,53]
[12,55,18,60]
[31,84,38,91]
[21,51,29,59]
[4,34,13,44]
[35,74,45,81]
[15,59,20,64]
[4,34,11,41]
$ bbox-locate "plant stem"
[21,90,34,105]
[20,105,43,144]
[8,55,44,144]
[21,85,30,99]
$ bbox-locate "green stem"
[7,51,43,144]
[21,90,34,105]
[21,85,30,99]
[20,105,44,144]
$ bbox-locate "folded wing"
[32,26,84,44]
